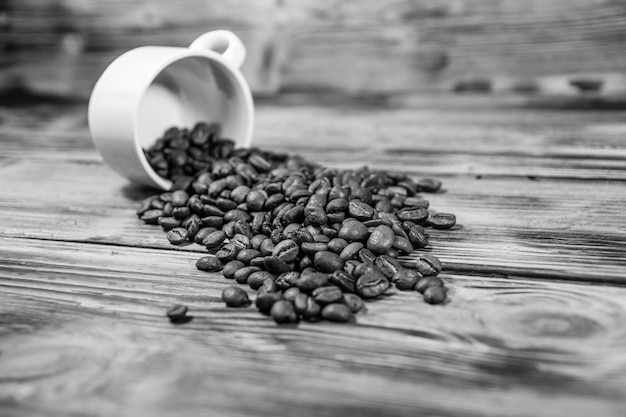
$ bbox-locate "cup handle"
[189,30,246,69]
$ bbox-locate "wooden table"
[1,94,625,416]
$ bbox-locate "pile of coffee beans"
[139,122,456,324]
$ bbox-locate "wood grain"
[2,0,626,97]
[2,237,626,417]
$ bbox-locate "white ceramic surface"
[88,30,254,190]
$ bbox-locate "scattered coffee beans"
[142,123,456,324]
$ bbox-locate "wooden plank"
[0,156,625,284]
[1,237,626,417]
[2,0,626,96]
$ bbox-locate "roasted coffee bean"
[366,225,395,255]
[236,248,262,265]
[171,190,189,207]
[275,271,300,290]
[247,270,276,290]
[246,190,267,212]
[194,227,217,244]
[224,209,251,223]
[256,292,284,314]
[264,193,285,210]
[302,297,322,321]
[298,255,313,270]
[314,251,345,273]
[167,227,188,245]
[230,185,251,204]
[222,260,245,279]
[423,286,447,304]
[338,220,368,242]
[427,212,456,229]
[414,254,443,276]
[312,285,344,305]
[141,209,163,224]
[301,242,329,255]
[293,293,309,315]
[263,256,293,274]
[417,178,442,193]
[343,260,360,276]
[374,255,402,279]
[312,234,331,243]
[393,236,413,254]
[397,207,429,223]
[233,220,253,239]
[304,204,327,226]
[166,304,189,322]
[393,269,422,290]
[339,242,364,261]
[328,238,349,254]
[342,293,365,313]
[356,270,389,299]
[196,256,223,272]
[283,287,302,302]
[358,248,377,264]
[408,227,429,249]
[348,200,376,221]
[233,266,261,284]
[230,234,249,250]
[403,197,429,209]
[203,204,225,217]
[296,272,329,291]
[321,303,353,322]
[215,243,240,263]
[222,286,251,307]
[203,230,227,249]
[257,277,278,296]
[259,238,275,256]
[172,206,191,220]
[271,300,298,324]
[415,276,445,294]
[250,234,269,250]
[329,270,357,293]
[272,239,300,263]
[158,216,180,230]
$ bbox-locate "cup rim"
[97,47,254,190]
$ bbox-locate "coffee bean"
[222,286,250,307]
[215,243,240,263]
[271,300,298,323]
[423,286,447,304]
[393,269,422,290]
[392,236,413,254]
[414,254,443,276]
[246,190,267,212]
[366,225,395,255]
[203,230,227,249]
[397,207,429,223]
[296,272,329,291]
[342,293,365,313]
[171,190,189,207]
[275,271,300,290]
[348,200,376,221]
[417,178,442,193]
[166,304,189,322]
[236,248,262,264]
[141,209,163,224]
[222,260,244,279]
[314,251,345,273]
[167,227,188,245]
[247,270,275,289]
[358,248,377,264]
[256,292,284,314]
[427,212,456,229]
[328,238,349,254]
[301,297,322,321]
[272,239,300,263]
[312,285,344,305]
[321,303,353,322]
[338,242,364,261]
[356,270,389,299]
[263,256,293,274]
[196,256,223,272]
[415,276,445,294]
[408,227,429,249]
[233,266,261,284]
[301,242,329,256]
[338,220,368,242]
[158,216,180,230]
[329,270,357,293]
[374,255,402,279]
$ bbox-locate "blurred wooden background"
[1,0,625,101]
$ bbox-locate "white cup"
[88,30,254,190]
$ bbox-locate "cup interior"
[135,55,251,179]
